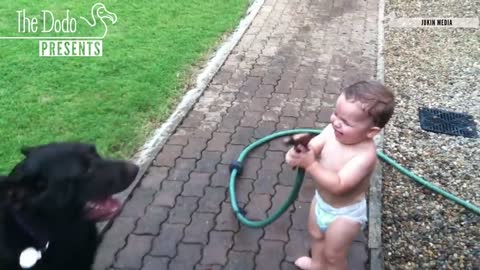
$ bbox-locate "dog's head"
[0,142,139,222]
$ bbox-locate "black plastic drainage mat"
[418,107,478,138]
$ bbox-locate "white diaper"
[314,191,367,232]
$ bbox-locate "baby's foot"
[294,256,312,270]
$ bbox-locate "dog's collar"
[9,207,49,249]
[8,207,50,269]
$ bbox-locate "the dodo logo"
[0,3,117,57]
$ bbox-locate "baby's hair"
[342,81,395,128]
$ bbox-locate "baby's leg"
[295,198,326,270]
[323,217,361,270]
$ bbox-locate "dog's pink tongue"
[84,197,121,222]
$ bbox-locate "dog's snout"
[127,163,139,179]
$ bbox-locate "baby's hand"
[285,144,315,169]
[284,133,315,153]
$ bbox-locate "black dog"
[0,142,139,270]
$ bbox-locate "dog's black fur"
[0,142,138,270]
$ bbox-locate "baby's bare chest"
[319,140,360,171]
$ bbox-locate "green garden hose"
[228,129,480,228]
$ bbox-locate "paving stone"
[175,157,197,170]
[93,217,136,270]
[244,76,262,93]
[245,193,271,220]
[204,111,225,123]
[325,79,342,94]
[269,137,290,152]
[182,172,211,197]
[142,256,169,270]
[233,226,263,252]
[166,168,189,182]
[262,110,280,122]
[250,64,266,77]
[291,201,310,230]
[264,185,293,241]
[289,89,307,99]
[167,128,193,145]
[227,178,253,204]
[182,138,208,159]
[247,143,268,159]
[169,243,203,270]
[240,111,262,127]
[276,79,293,93]
[226,250,255,270]
[277,116,297,130]
[255,240,286,269]
[167,196,199,224]
[303,96,321,110]
[201,231,234,265]
[297,111,317,128]
[256,84,274,97]
[269,93,288,109]
[218,113,244,133]
[254,168,278,195]
[140,166,169,190]
[206,132,231,152]
[221,144,245,165]
[240,157,262,179]
[134,205,169,235]
[231,127,255,145]
[210,164,230,187]
[153,145,182,166]
[254,120,276,139]
[120,188,155,218]
[195,151,222,173]
[180,111,205,127]
[282,102,301,117]
[114,235,153,269]
[317,107,334,123]
[195,264,223,270]
[265,150,284,171]
[298,176,316,202]
[279,163,298,186]
[152,180,183,207]
[248,98,269,112]
[150,223,185,257]
[194,123,217,139]
[285,229,310,262]
[183,212,216,244]
[197,186,226,213]
[215,202,240,232]
[281,261,299,270]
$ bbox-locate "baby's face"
[330,94,377,144]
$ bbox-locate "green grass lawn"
[0,0,249,173]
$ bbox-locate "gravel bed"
[382,0,479,269]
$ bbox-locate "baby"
[286,80,395,270]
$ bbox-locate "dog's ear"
[20,146,36,156]
[84,144,98,155]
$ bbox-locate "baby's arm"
[307,127,328,156]
[306,150,377,195]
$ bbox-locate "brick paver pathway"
[94,0,379,269]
